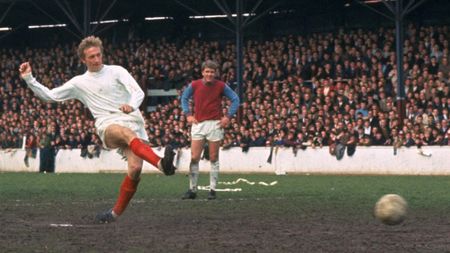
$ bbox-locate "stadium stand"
[1,24,449,157]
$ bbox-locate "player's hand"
[119,104,134,114]
[219,116,230,128]
[19,62,32,78]
[187,115,198,125]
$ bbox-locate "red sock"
[112,175,140,216]
[129,138,161,167]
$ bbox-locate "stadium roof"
[0,0,311,26]
[1,0,449,26]
[0,0,449,38]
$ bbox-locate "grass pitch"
[1,172,450,252]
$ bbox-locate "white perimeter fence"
[1,146,448,175]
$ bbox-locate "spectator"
[0,24,449,167]
[38,127,56,173]
[24,133,38,167]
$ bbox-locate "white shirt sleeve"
[22,73,76,102]
[116,66,144,111]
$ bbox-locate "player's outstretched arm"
[19,61,76,102]
[19,62,32,78]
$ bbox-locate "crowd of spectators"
[1,24,450,158]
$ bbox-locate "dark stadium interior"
[1,0,450,45]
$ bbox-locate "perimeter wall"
[0,146,447,175]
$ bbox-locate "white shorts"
[97,119,149,149]
[191,120,224,142]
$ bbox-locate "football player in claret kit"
[181,60,239,200]
[19,36,177,223]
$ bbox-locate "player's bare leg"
[104,124,176,175]
[95,148,143,223]
[182,139,204,199]
[95,125,175,224]
[207,140,221,200]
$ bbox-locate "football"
[374,194,408,225]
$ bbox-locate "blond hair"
[202,60,219,71]
[77,36,103,59]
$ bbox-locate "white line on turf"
[50,223,73,227]
[198,178,278,191]
[198,186,242,191]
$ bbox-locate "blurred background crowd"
[1,24,449,157]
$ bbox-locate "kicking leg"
[104,124,175,174]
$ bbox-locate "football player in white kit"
[19,36,176,223]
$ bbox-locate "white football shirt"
[22,64,148,141]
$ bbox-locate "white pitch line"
[50,223,73,227]
[218,178,278,186]
[198,186,242,192]
[197,178,278,191]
